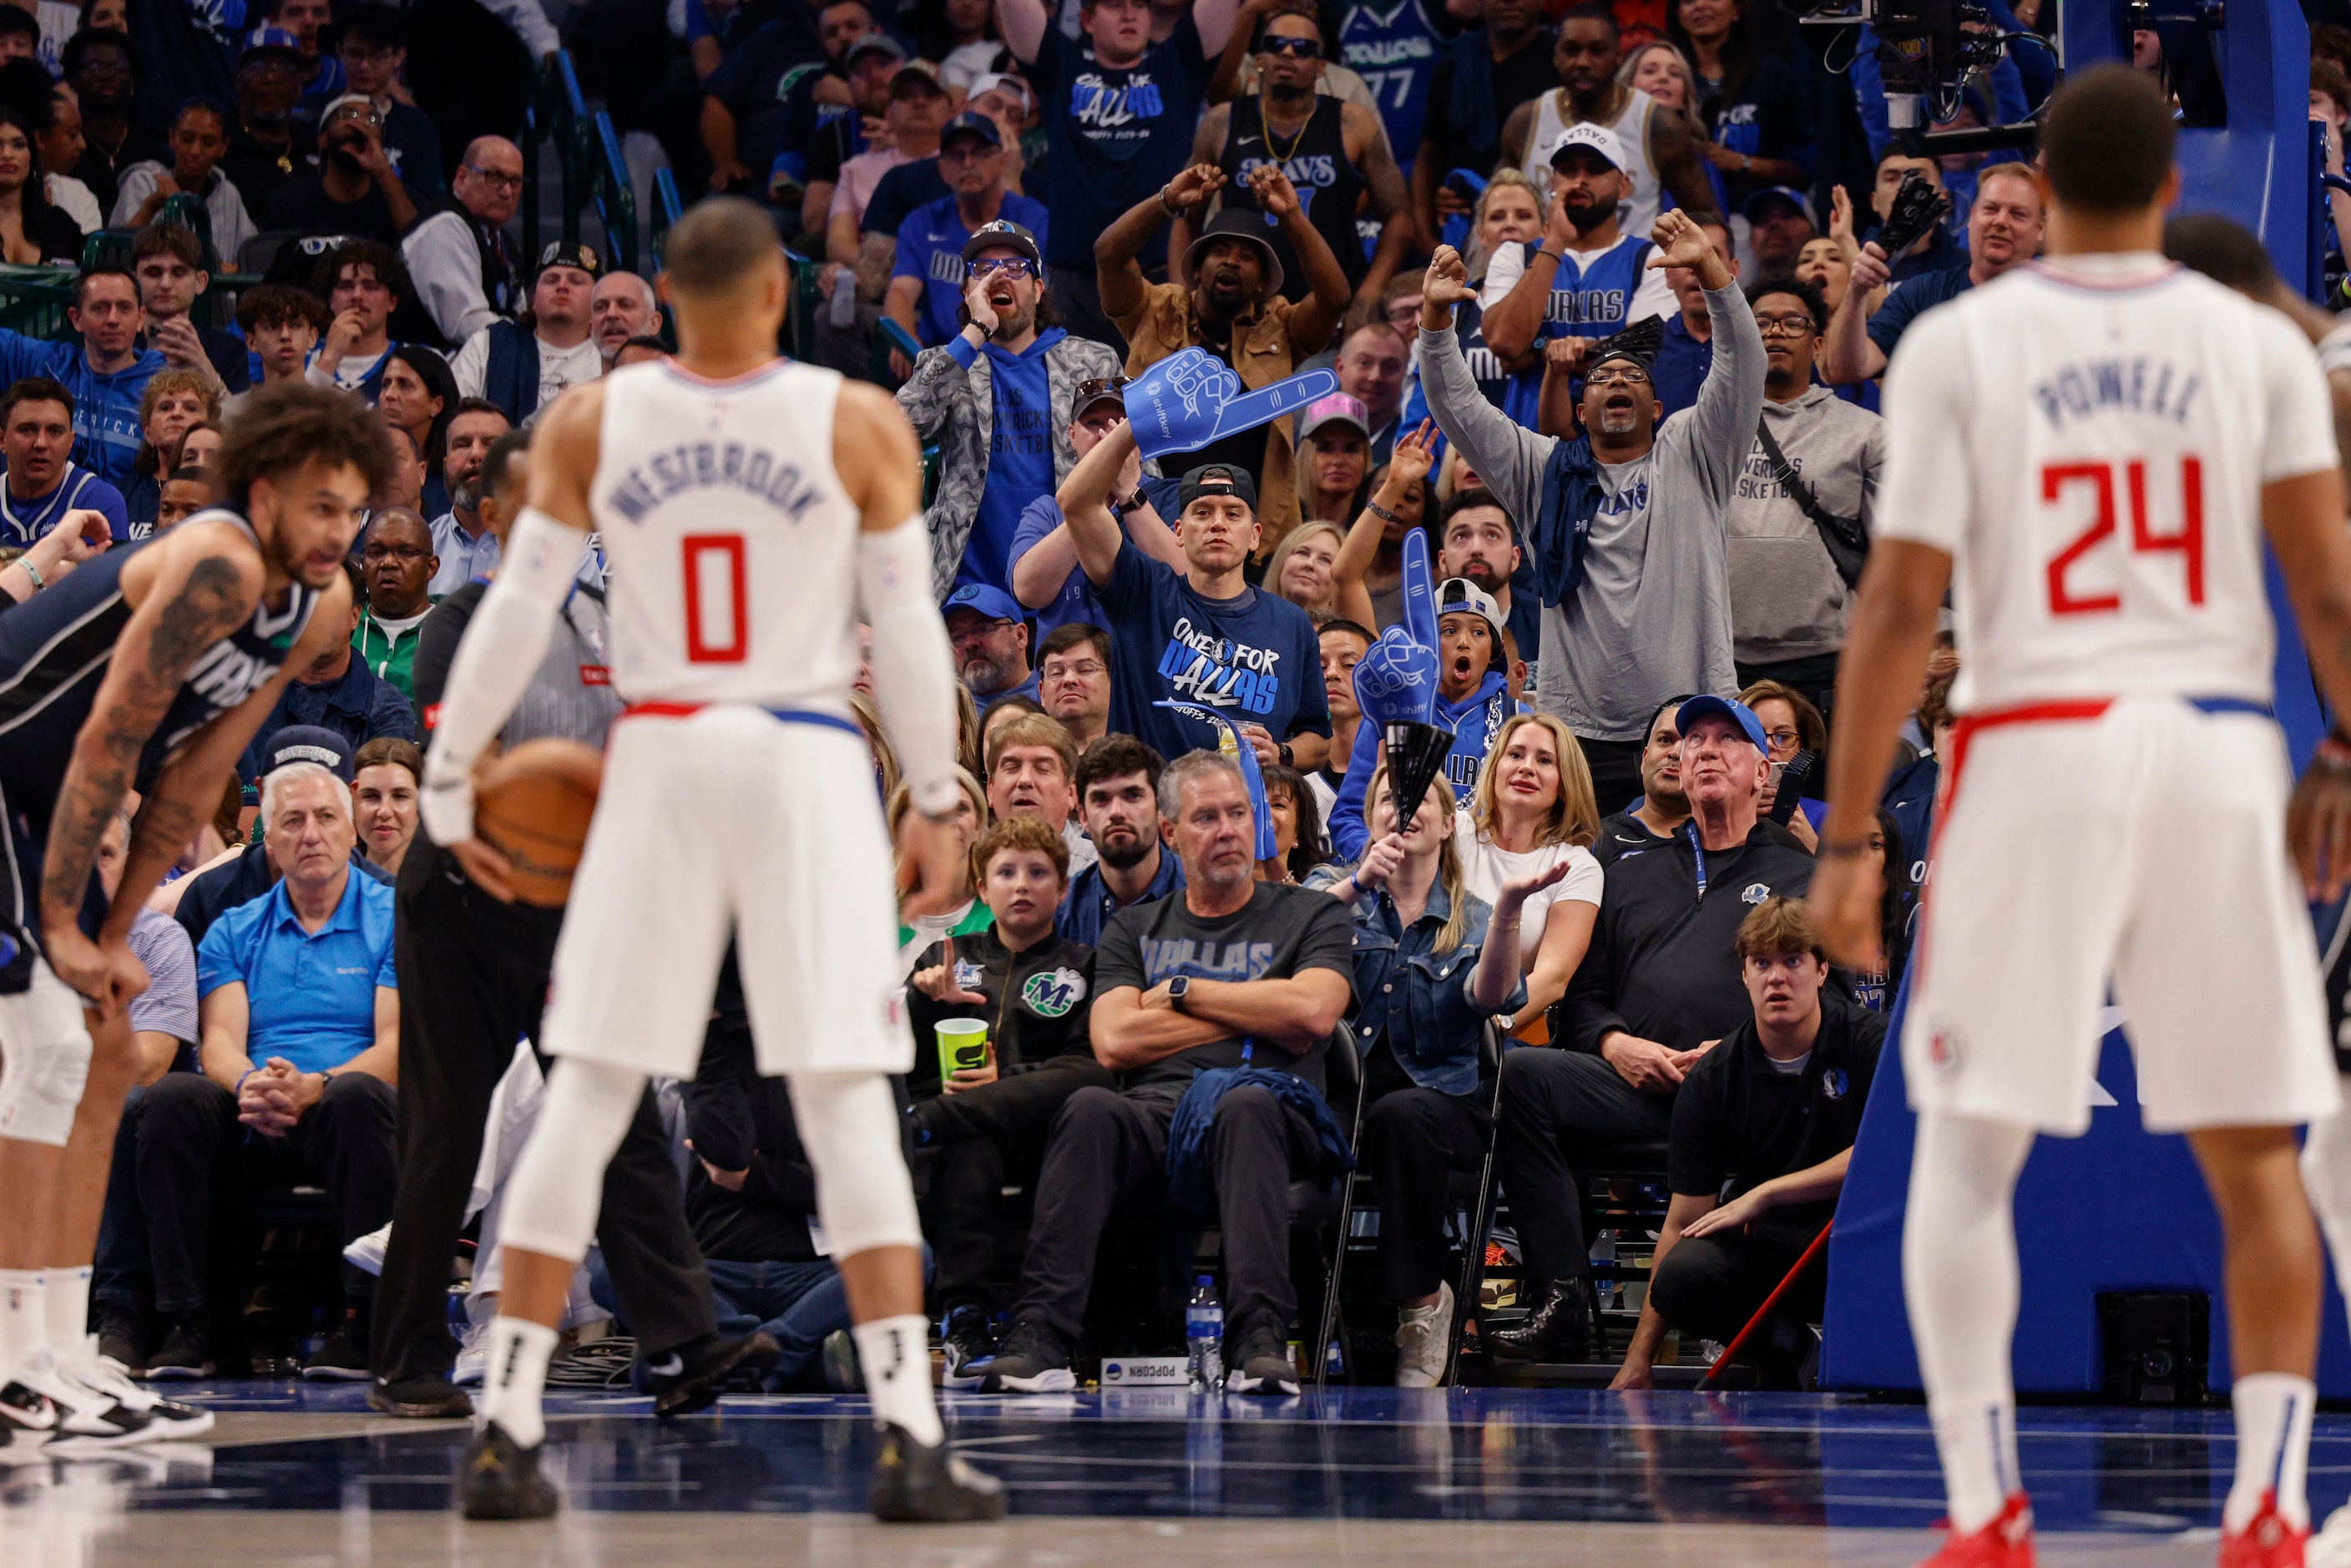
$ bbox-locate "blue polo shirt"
[195,868,397,1075]
[891,193,1053,348]
[1057,843,1186,946]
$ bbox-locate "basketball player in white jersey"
[417,197,1002,1524]
[1495,3,1719,234]
[1810,68,2351,1568]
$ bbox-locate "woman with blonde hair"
[1309,761,1559,1383]
[848,690,902,804]
[888,766,992,975]
[1458,712,1605,1034]
[1264,520,1344,622]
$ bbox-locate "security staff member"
[367,429,770,1415]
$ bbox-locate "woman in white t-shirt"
[1453,712,1605,1036]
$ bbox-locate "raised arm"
[1101,165,1221,324]
[1352,103,1413,307]
[1660,209,1764,498]
[1205,0,1276,101]
[1481,193,1569,360]
[996,0,1048,64]
[1417,247,1555,528]
[1058,418,1140,586]
[1166,107,1231,291]
[1192,0,1241,57]
[1260,163,1352,355]
[1820,240,1891,385]
[1332,418,1436,625]
[1648,104,1724,226]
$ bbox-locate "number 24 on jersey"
[2042,456,2204,616]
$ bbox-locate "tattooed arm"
[42,521,264,1014]
[104,571,356,948]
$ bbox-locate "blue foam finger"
[1206,369,1339,441]
[1399,528,1436,652]
[1352,627,1440,728]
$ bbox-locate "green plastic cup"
[936,1018,989,1080]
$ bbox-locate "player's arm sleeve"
[418,509,582,841]
[2261,314,2343,483]
[1869,309,1973,556]
[858,513,964,818]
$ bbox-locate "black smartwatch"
[1166,975,1191,1010]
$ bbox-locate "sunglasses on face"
[1259,34,1322,56]
[967,256,1036,279]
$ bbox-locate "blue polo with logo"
[892,193,1052,348]
[195,867,397,1075]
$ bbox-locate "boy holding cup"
[905,817,1115,1387]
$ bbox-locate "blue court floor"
[0,1381,2337,1564]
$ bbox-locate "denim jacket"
[1313,872,1525,1098]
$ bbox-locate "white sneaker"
[1393,1281,1454,1388]
[453,1319,490,1387]
[2311,1504,2351,1568]
[59,1338,213,1439]
[6,1347,155,1451]
[342,1223,391,1277]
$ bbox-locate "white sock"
[476,1317,559,1449]
[0,1270,45,1378]
[1928,1394,2020,1533]
[43,1265,89,1353]
[852,1314,943,1448]
[2227,1371,2315,1531]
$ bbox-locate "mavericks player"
[0,384,391,1448]
[1811,68,2351,1568]
[420,197,1000,1523]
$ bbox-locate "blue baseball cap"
[940,110,1004,151]
[942,583,1024,624]
[241,23,305,61]
[1674,694,1769,752]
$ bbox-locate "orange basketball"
[475,739,603,908]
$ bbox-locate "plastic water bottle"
[1186,1275,1223,1391]
[828,267,857,327]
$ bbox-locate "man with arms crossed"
[418,197,1000,1524]
[1810,68,2351,1568]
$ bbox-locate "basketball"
[474,739,602,908]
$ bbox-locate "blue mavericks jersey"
[1502,235,1656,428]
[1340,0,1443,172]
[0,508,321,817]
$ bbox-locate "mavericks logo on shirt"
[1023,968,1087,1017]
[1156,615,1282,715]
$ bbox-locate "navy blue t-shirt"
[1096,537,1331,760]
[863,157,953,237]
[1030,18,1210,271]
[1866,264,1973,362]
[892,192,1053,347]
[1651,311,1711,419]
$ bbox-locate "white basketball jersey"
[1522,87,1660,237]
[587,358,865,712]
[1874,254,2339,716]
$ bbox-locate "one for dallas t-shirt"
[1096,536,1331,763]
[1030,17,1211,272]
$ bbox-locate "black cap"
[961,219,1041,268]
[1182,208,1284,303]
[1585,315,1664,377]
[1177,463,1259,513]
[534,241,602,283]
[262,725,356,782]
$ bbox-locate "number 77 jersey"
[1876,255,2340,716]
[586,357,867,710]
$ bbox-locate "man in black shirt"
[63,29,161,217]
[1613,898,1881,1388]
[1412,0,1555,252]
[225,28,316,215]
[262,94,417,247]
[1590,696,1693,867]
[1489,694,1813,1361]
[903,817,1112,1386]
[981,751,1353,1397]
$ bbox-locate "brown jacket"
[1113,282,1322,544]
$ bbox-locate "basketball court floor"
[2,1383,2340,1565]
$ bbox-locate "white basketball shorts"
[1904,695,2338,1136]
[538,703,911,1080]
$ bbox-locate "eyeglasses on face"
[1259,34,1321,56]
[1044,660,1106,680]
[463,164,525,192]
[1585,367,1651,389]
[967,256,1036,279]
[1752,312,1818,337]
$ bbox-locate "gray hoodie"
[1418,283,1766,742]
[1727,385,1884,664]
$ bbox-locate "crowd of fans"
[0,0,2274,1393]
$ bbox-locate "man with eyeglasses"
[1008,375,1183,635]
[353,507,438,701]
[1176,7,1410,311]
[897,219,1125,599]
[1418,208,1764,815]
[1727,277,1882,721]
[336,4,444,200]
[261,93,417,246]
[885,112,1049,353]
[999,0,1242,346]
[1038,622,1114,752]
[402,136,527,345]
